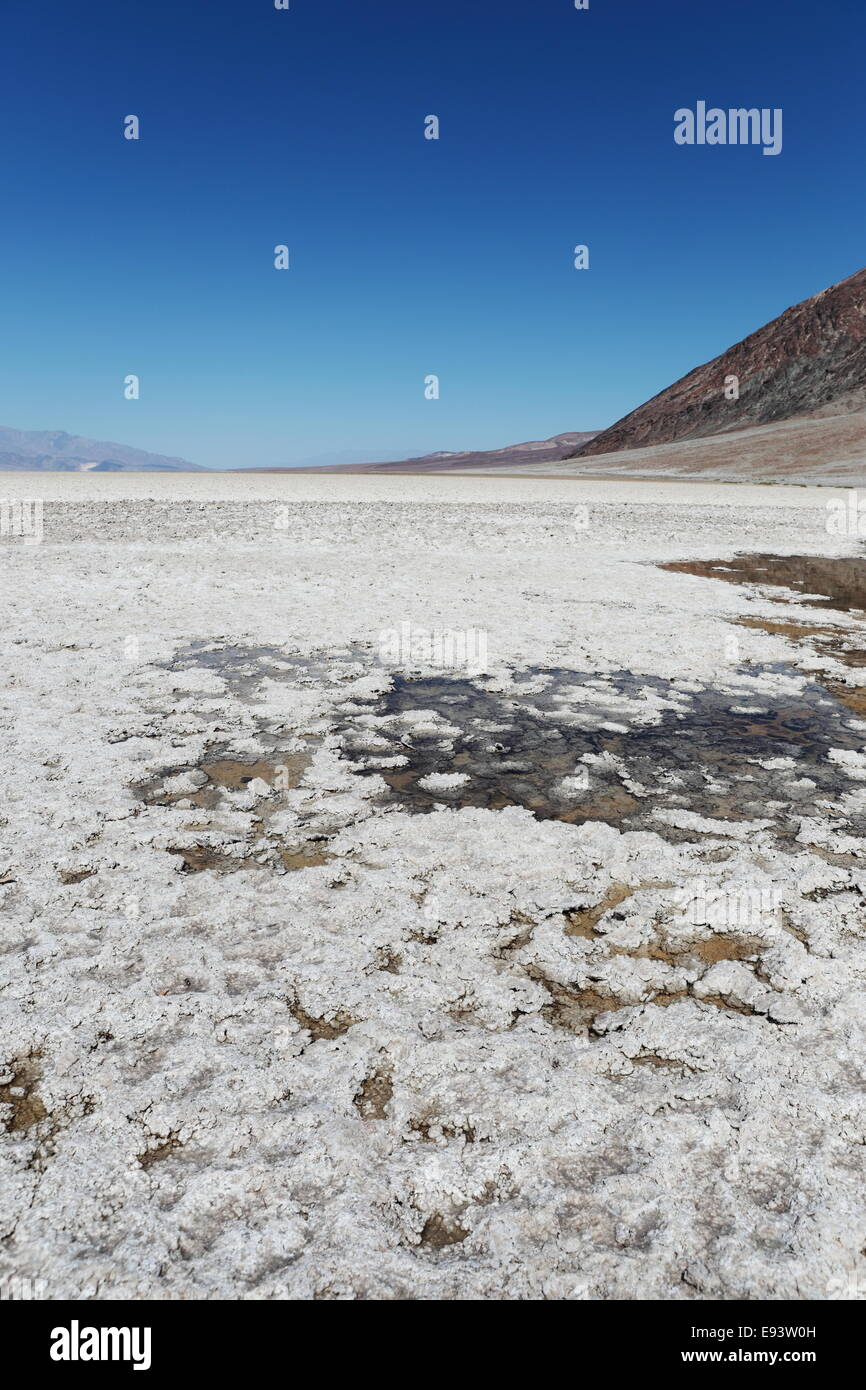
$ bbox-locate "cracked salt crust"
[1,476,865,1301]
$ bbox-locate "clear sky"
[2,0,864,469]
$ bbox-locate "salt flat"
[0,469,832,506]
[1,473,865,1301]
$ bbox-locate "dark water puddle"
[337,667,866,842]
[734,615,866,717]
[144,637,866,862]
[660,554,866,613]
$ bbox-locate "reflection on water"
[660,554,866,613]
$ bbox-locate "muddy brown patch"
[167,845,264,874]
[660,554,866,613]
[699,993,760,1016]
[525,969,629,1032]
[137,1131,183,1169]
[409,1114,477,1144]
[140,749,314,810]
[0,1054,47,1133]
[280,844,332,871]
[565,883,635,938]
[419,1213,470,1250]
[663,556,866,719]
[290,999,356,1041]
[736,616,843,643]
[353,1066,393,1120]
[631,1054,694,1071]
[58,868,96,885]
[376,949,402,974]
[614,933,766,967]
[823,681,866,717]
[735,616,866,714]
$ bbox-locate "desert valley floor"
[1,472,865,1300]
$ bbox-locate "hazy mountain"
[571,267,866,458]
[240,432,599,474]
[0,427,206,471]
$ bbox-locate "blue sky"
[1,0,864,469]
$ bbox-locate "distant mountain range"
[570,267,866,458]
[240,432,599,475]
[0,427,205,472]
[290,267,864,482]
[4,267,864,483]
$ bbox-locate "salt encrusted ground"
[1,475,865,1301]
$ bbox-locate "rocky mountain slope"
[571,267,866,458]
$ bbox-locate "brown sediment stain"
[736,616,843,643]
[376,949,402,974]
[167,845,265,874]
[407,927,439,945]
[662,557,866,716]
[419,1213,470,1250]
[0,1054,47,1133]
[408,1114,478,1144]
[139,748,315,810]
[496,914,537,956]
[168,835,332,875]
[613,933,766,967]
[689,934,765,964]
[698,993,759,1016]
[778,912,811,946]
[798,845,865,868]
[280,844,332,871]
[735,615,866,699]
[137,1130,183,1169]
[1,1055,96,1173]
[565,883,637,938]
[58,867,96,885]
[527,956,769,1032]
[823,681,866,717]
[643,990,691,1008]
[524,969,631,1032]
[290,999,356,1042]
[556,789,641,824]
[659,554,866,613]
[353,1066,393,1120]
[140,741,333,875]
[200,757,296,789]
[631,1054,695,1071]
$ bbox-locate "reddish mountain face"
[571,267,866,458]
